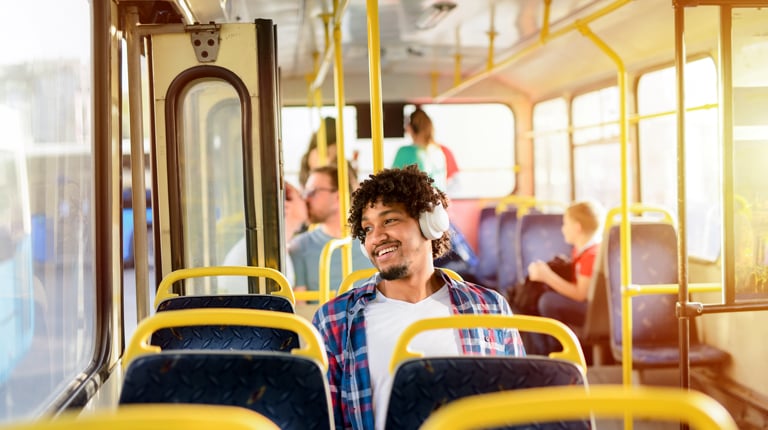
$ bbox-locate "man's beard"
[380,264,408,280]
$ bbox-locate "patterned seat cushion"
[120,352,332,430]
[385,356,588,430]
[152,295,298,351]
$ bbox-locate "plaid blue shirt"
[312,269,526,430]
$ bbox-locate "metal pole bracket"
[187,23,221,62]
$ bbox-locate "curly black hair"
[348,165,451,259]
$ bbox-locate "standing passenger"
[392,108,447,191]
[312,165,525,430]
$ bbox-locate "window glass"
[179,81,242,285]
[532,98,570,203]
[281,106,357,189]
[730,7,768,300]
[0,0,95,421]
[574,143,621,210]
[573,87,619,145]
[572,86,623,208]
[392,103,515,199]
[283,103,516,199]
[638,58,720,261]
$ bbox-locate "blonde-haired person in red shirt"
[527,201,603,329]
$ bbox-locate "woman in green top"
[393,108,448,191]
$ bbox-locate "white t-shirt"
[364,285,460,430]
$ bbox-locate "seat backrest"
[385,357,588,430]
[605,222,680,350]
[153,295,297,351]
[152,267,299,351]
[120,352,331,430]
[120,309,333,430]
[384,314,588,430]
[418,385,738,430]
[516,213,571,285]
[572,239,610,345]
[474,206,501,283]
[154,266,295,309]
[496,208,519,293]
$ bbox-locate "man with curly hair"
[312,165,525,430]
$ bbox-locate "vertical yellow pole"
[578,24,632,430]
[673,1,692,392]
[541,0,551,41]
[366,0,384,173]
[454,28,462,86]
[315,15,332,166]
[332,0,352,284]
[486,2,496,71]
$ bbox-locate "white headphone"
[359,201,449,259]
[418,200,450,240]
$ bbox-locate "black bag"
[508,255,574,315]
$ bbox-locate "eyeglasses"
[301,187,337,199]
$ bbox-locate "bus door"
[146,21,283,294]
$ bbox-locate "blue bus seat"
[473,206,501,287]
[384,314,588,430]
[496,208,519,293]
[385,357,587,430]
[605,222,729,368]
[151,267,298,351]
[153,295,298,351]
[120,353,331,430]
[153,266,295,310]
[516,213,571,286]
[120,309,333,430]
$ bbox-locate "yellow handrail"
[3,404,280,430]
[419,385,737,430]
[389,314,586,375]
[304,236,355,304]
[625,283,721,296]
[153,266,294,309]
[493,195,567,216]
[123,308,327,371]
[336,267,378,296]
[604,203,675,226]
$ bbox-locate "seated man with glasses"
[288,165,373,299]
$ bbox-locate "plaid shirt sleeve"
[312,298,347,428]
[312,278,379,430]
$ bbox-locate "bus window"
[638,58,719,262]
[533,98,570,203]
[572,86,622,209]
[382,103,515,199]
[731,7,768,299]
[0,147,33,386]
[177,81,243,276]
[281,105,358,189]
[0,1,96,422]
